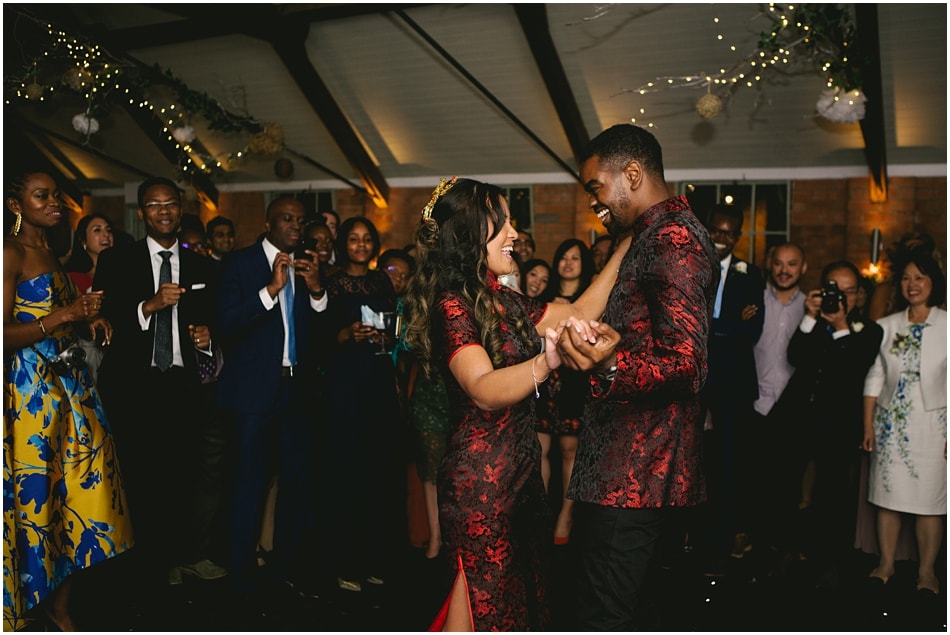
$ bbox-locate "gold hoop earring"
[10,212,21,236]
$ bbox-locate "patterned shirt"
[567,195,718,508]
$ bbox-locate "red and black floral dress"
[431,274,551,631]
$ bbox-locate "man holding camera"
[215,196,326,599]
[772,260,883,584]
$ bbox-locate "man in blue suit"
[95,176,227,586]
[215,196,327,597]
[697,203,765,572]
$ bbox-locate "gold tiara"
[421,176,458,221]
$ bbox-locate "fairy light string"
[610,4,864,126]
[4,11,287,178]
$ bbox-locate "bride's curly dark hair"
[404,178,537,378]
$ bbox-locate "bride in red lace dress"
[403,178,628,631]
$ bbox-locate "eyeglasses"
[181,242,207,252]
[513,239,534,248]
[384,265,409,281]
[143,201,181,213]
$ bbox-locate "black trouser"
[100,366,227,570]
[573,503,668,631]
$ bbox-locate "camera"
[820,279,847,314]
[49,343,87,376]
[295,237,317,261]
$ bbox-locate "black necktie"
[155,250,173,371]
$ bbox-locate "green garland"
[757,4,862,91]
[4,9,266,176]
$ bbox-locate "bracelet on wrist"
[37,317,48,337]
[602,364,618,382]
[531,354,549,399]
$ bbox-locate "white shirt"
[259,238,328,367]
[138,237,184,368]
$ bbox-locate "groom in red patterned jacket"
[556,124,719,631]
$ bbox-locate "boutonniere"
[851,321,864,333]
[731,261,747,274]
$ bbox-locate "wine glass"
[376,311,395,355]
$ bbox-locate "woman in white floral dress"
[862,251,946,594]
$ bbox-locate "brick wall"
[794,176,946,291]
[94,176,945,282]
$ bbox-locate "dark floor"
[35,539,947,632]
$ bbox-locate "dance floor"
[42,539,946,632]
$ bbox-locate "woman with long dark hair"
[62,213,116,381]
[403,177,629,631]
[321,216,402,592]
[63,213,114,293]
[539,238,597,544]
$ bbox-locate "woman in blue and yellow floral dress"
[4,172,133,631]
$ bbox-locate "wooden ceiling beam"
[105,5,389,204]
[11,114,153,181]
[6,123,84,204]
[270,22,390,207]
[11,5,219,200]
[120,100,219,206]
[17,125,85,183]
[514,4,589,167]
[394,9,581,182]
[855,4,888,202]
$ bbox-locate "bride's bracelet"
[531,354,549,399]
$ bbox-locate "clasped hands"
[545,316,620,376]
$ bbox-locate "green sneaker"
[179,559,228,581]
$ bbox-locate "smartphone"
[295,237,317,261]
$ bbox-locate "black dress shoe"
[283,578,321,600]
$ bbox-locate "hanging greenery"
[159,67,260,134]
[756,4,862,92]
[4,9,270,177]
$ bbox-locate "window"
[268,190,334,224]
[505,186,532,232]
[681,182,789,267]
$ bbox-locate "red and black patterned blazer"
[567,195,719,509]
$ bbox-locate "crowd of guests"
[4,126,945,632]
